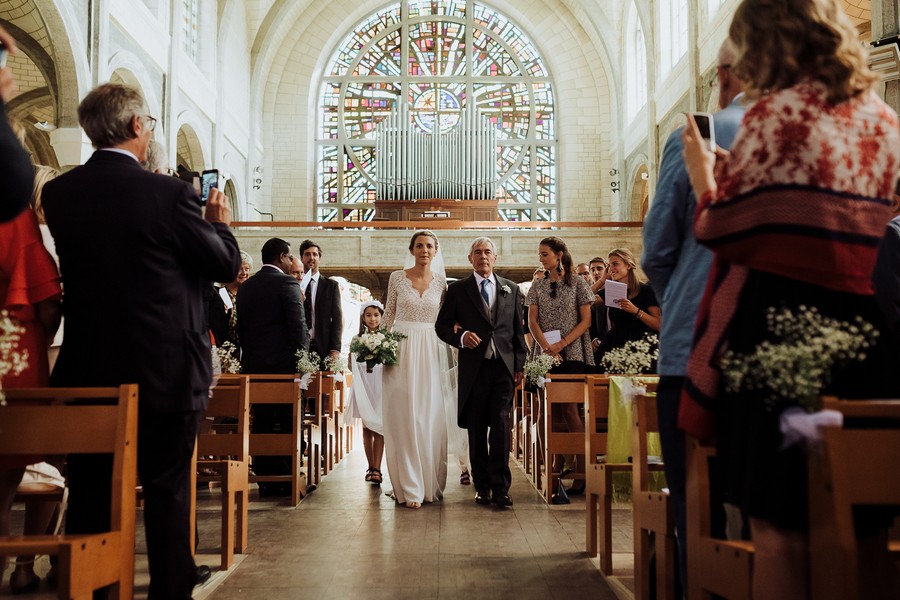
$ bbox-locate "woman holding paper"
[596,247,660,370]
[525,236,595,495]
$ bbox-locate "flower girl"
[347,301,386,484]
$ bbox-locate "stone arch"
[630,163,650,222]
[35,0,91,128]
[223,178,239,218]
[175,124,206,172]
[108,57,163,123]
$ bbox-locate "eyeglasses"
[549,281,558,299]
[718,64,732,70]
[143,115,157,132]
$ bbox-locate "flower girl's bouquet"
[523,353,562,389]
[295,349,322,390]
[349,329,407,372]
[0,310,28,406]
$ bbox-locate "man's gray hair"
[78,83,147,149]
[468,236,496,255]
[141,140,168,173]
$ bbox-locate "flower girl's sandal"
[370,468,383,485]
[364,468,374,482]
[459,471,471,485]
[405,501,421,509]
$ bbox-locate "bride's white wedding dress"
[382,270,452,504]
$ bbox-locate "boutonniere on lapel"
[499,284,511,296]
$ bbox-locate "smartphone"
[690,112,716,152]
[200,169,219,205]
[0,42,8,69]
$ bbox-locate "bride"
[382,230,454,509]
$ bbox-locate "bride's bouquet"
[349,329,407,372]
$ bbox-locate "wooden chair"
[246,374,312,504]
[335,372,354,457]
[809,398,900,600]
[0,385,138,600]
[196,375,250,569]
[685,435,753,600]
[632,392,676,600]
[541,375,589,503]
[584,376,628,574]
[307,372,337,475]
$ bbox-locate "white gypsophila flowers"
[0,310,29,406]
[323,354,346,374]
[524,353,562,387]
[720,306,878,412]
[295,349,321,375]
[216,341,242,374]
[601,333,659,375]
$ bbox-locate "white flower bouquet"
[349,329,407,373]
[0,310,29,406]
[323,354,347,383]
[720,306,877,413]
[600,333,659,375]
[524,353,562,389]
[295,349,322,390]
[215,341,242,374]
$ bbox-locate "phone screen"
[0,43,8,69]
[200,170,218,205]
[690,112,716,152]
[693,114,711,140]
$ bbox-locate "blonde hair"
[31,165,60,224]
[607,248,642,299]
[729,0,876,103]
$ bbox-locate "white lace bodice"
[383,270,446,328]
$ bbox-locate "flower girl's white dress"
[381,270,452,504]
[347,351,383,435]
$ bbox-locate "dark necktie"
[481,279,491,306]
[304,278,314,330]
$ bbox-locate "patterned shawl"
[679,81,900,442]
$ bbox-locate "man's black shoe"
[474,491,491,505]
[492,493,513,507]
[306,483,318,494]
[195,565,212,587]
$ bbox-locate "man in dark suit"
[588,256,609,370]
[42,83,240,599]
[436,237,527,506]
[298,239,343,366]
[237,238,308,495]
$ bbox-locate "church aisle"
[202,448,620,600]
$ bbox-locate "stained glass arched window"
[318,1,556,222]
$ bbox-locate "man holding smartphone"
[0,25,34,222]
[641,39,748,596]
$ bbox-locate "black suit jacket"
[237,266,309,373]
[43,150,241,414]
[309,274,343,354]
[435,273,527,427]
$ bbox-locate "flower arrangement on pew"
[523,353,562,389]
[295,349,322,390]
[216,341,242,374]
[349,329,407,373]
[323,354,347,383]
[720,306,877,414]
[601,333,659,402]
[0,310,28,406]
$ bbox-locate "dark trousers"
[656,376,687,598]
[67,410,202,600]
[465,357,514,496]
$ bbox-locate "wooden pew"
[541,374,589,503]
[307,373,337,475]
[245,374,313,504]
[335,372,354,457]
[685,435,753,600]
[0,385,138,600]
[809,397,900,600]
[632,392,676,600]
[196,375,250,569]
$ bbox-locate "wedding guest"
[596,248,660,371]
[641,37,748,596]
[575,263,593,286]
[436,237,527,507]
[237,238,309,497]
[0,25,32,222]
[209,251,252,351]
[874,182,900,343]
[298,239,343,366]
[347,300,386,485]
[289,255,304,282]
[0,146,62,594]
[382,230,453,509]
[680,1,900,596]
[140,140,169,174]
[587,256,609,369]
[526,236,594,495]
[42,82,240,598]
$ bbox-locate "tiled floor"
[1,447,635,599]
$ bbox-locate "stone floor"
[1,444,637,599]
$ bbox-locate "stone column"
[50,127,93,169]
[872,0,900,111]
